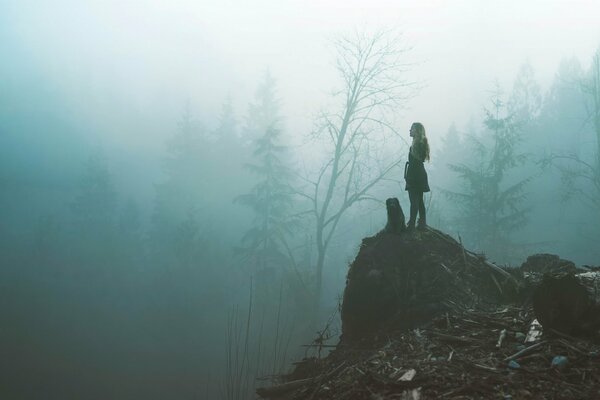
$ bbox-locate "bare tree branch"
[293,29,416,304]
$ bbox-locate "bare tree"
[295,30,416,306]
[581,48,600,191]
[547,48,600,212]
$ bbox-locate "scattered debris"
[258,306,600,399]
[524,319,542,343]
[496,329,507,348]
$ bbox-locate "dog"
[384,197,406,234]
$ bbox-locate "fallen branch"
[428,331,480,345]
[503,341,547,361]
[556,338,588,356]
[471,363,501,373]
[489,272,504,295]
[256,361,348,399]
[429,228,520,288]
[256,378,312,398]
[496,329,507,349]
[308,361,348,400]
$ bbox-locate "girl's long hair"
[411,122,430,161]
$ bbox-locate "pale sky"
[3,0,600,147]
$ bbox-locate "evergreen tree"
[207,97,249,222]
[150,103,210,262]
[431,123,464,230]
[244,71,280,143]
[514,60,586,256]
[573,47,600,212]
[70,152,118,267]
[543,48,600,257]
[32,214,63,271]
[508,62,542,124]
[235,73,295,276]
[213,97,238,149]
[116,198,143,266]
[447,84,531,262]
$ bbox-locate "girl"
[404,122,430,230]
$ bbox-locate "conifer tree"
[209,97,247,214]
[432,123,464,229]
[150,103,209,262]
[235,73,295,275]
[70,152,118,267]
[447,84,531,261]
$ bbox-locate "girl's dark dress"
[404,144,429,227]
[404,145,430,192]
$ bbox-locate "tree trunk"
[315,247,325,307]
[532,271,600,334]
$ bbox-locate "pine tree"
[508,62,542,124]
[447,84,531,261]
[213,97,238,149]
[432,123,464,230]
[235,73,295,275]
[70,152,118,267]
[150,103,209,262]
[116,198,143,266]
[542,48,600,256]
[208,97,248,216]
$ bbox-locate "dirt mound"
[520,253,577,274]
[341,227,520,340]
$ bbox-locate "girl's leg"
[408,190,419,228]
[418,192,426,227]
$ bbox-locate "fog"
[2,1,600,398]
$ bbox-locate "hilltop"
[257,224,600,399]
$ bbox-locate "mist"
[2,1,600,398]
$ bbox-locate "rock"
[532,272,600,334]
[551,355,568,370]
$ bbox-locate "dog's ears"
[386,197,400,207]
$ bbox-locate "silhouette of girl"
[404,122,430,230]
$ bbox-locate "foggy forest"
[2,1,600,399]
